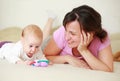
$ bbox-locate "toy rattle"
[31,59,49,67]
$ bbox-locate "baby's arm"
[5,52,34,65]
[16,60,34,65]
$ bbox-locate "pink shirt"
[53,26,110,58]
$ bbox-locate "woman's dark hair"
[63,5,107,42]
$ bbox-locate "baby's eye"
[36,46,40,48]
[29,45,33,48]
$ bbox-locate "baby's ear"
[21,36,23,41]
[20,37,23,43]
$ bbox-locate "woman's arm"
[43,37,64,63]
[113,51,120,62]
[43,37,90,69]
[46,54,90,69]
[43,37,61,56]
[77,31,113,72]
[80,45,113,72]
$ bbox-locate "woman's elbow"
[104,66,113,72]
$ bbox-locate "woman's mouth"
[68,41,73,45]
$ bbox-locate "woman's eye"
[72,33,75,35]
[69,31,75,35]
[71,32,75,35]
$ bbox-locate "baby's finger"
[29,61,35,65]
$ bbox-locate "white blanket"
[0,59,120,81]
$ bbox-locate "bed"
[0,27,120,81]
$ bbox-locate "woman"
[43,5,113,72]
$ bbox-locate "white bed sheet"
[0,59,120,81]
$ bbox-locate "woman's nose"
[65,33,71,41]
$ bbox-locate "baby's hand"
[25,60,35,65]
[29,61,36,65]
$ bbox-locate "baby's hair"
[22,24,43,39]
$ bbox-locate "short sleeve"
[53,26,66,49]
[99,35,111,51]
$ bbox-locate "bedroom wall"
[0,0,120,34]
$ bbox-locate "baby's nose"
[31,47,36,53]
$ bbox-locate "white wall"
[0,0,120,34]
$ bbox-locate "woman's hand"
[77,30,94,52]
[65,55,90,69]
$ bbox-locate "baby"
[0,24,49,65]
[0,10,56,65]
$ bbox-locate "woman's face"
[65,20,81,48]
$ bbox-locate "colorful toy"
[31,59,49,67]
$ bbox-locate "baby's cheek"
[35,49,39,53]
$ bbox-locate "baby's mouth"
[27,53,33,58]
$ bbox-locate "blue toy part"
[37,59,49,63]
[32,59,49,67]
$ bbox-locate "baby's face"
[22,35,42,58]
